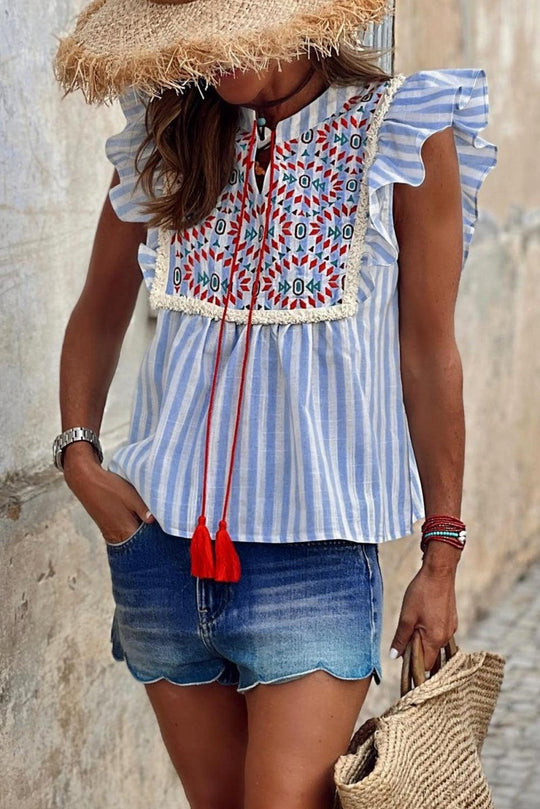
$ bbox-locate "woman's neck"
[245,65,329,129]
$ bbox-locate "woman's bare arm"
[61,172,143,440]
[60,171,154,541]
[390,127,464,667]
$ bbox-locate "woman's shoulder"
[394,67,489,90]
[365,67,497,269]
[382,68,491,126]
[104,87,153,223]
[373,67,495,174]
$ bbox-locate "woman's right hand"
[62,442,154,544]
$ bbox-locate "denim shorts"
[105,520,383,692]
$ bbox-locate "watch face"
[53,439,63,469]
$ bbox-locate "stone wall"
[396,0,540,219]
[365,0,540,716]
[0,1,182,806]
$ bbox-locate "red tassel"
[190,515,215,579]
[214,520,241,583]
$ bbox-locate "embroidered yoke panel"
[150,81,397,325]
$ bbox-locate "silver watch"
[52,427,103,471]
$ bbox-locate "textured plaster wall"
[0,487,182,808]
[0,0,153,478]
[0,1,180,806]
[1,1,539,806]
[365,0,540,716]
[396,0,540,220]
[366,217,540,717]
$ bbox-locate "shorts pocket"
[103,520,149,551]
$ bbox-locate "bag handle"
[400,631,458,696]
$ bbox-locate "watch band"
[52,427,103,471]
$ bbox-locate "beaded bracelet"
[421,515,467,553]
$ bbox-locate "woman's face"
[213,66,274,105]
[213,56,312,106]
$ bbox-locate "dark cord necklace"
[254,67,316,140]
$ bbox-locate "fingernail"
[145,511,154,521]
[389,647,400,660]
[424,670,431,678]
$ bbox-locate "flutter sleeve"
[366,69,498,267]
[105,87,154,223]
[104,88,161,290]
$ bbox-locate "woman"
[53,1,496,807]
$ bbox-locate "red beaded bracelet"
[422,536,466,552]
[422,517,466,533]
[421,515,467,553]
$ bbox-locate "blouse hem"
[149,516,425,544]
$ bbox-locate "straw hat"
[54,0,389,103]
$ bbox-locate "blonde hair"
[136,43,391,231]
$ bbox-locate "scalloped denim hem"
[106,522,384,694]
[113,637,382,692]
[237,664,382,693]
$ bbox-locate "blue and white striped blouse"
[105,69,497,545]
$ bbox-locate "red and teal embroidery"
[164,84,387,313]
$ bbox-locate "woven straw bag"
[334,632,505,809]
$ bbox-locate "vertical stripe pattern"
[106,69,497,544]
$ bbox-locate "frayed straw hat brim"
[54,0,390,103]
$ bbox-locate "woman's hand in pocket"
[62,441,154,543]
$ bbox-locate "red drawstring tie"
[190,122,278,582]
[190,515,215,579]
